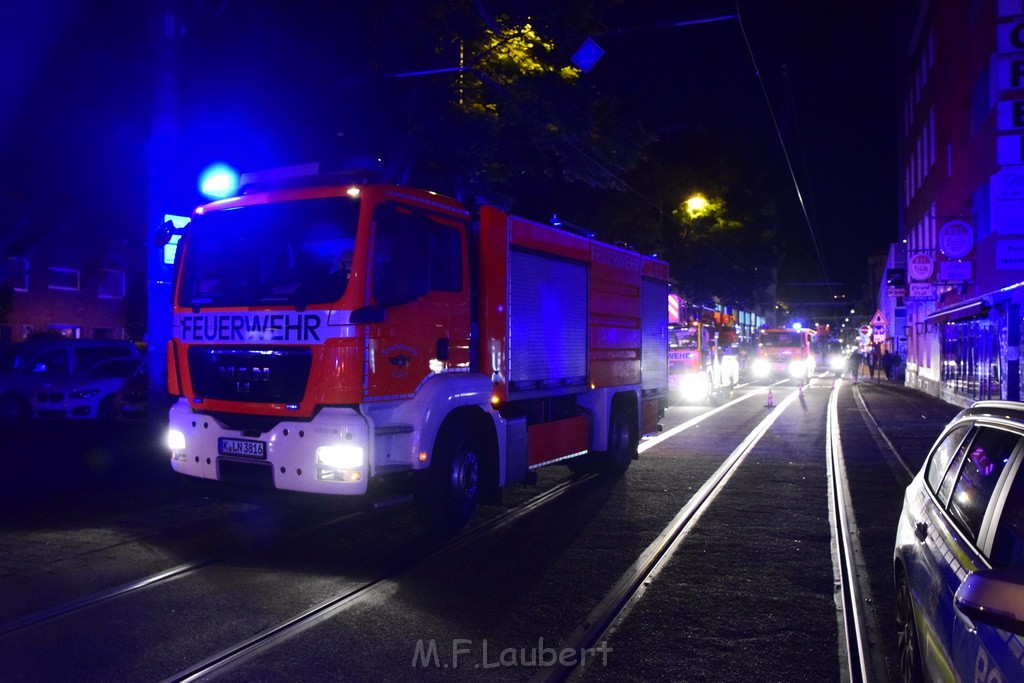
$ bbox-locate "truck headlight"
[167,429,187,461]
[789,359,807,377]
[752,359,770,377]
[677,373,709,401]
[317,444,364,482]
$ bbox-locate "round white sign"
[939,220,974,259]
[908,253,934,281]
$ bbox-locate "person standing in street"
[848,350,862,379]
[867,344,882,379]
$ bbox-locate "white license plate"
[218,437,267,459]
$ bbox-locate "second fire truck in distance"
[667,318,739,403]
[749,326,815,382]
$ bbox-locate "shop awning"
[925,298,988,323]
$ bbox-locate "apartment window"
[98,269,125,299]
[48,267,80,291]
[4,257,28,292]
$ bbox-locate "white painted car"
[32,357,145,420]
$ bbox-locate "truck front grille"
[188,346,312,404]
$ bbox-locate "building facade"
[896,0,1024,407]
[1,226,134,345]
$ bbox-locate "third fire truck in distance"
[749,326,815,383]
[159,169,669,531]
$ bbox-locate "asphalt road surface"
[0,376,960,681]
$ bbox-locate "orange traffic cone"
[798,382,804,397]
[765,389,774,408]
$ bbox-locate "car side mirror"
[954,568,1024,636]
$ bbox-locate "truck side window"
[373,205,430,306]
[373,204,463,306]
[427,221,462,292]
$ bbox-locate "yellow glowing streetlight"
[684,193,710,219]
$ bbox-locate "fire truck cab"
[667,320,737,402]
[750,327,815,383]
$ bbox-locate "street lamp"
[684,193,710,218]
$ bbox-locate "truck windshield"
[669,328,699,349]
[759,331,804,348]
[177,197,360,309]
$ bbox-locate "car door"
[950,443,1024,683]
[920,425,1022,680]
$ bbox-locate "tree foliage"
[340,0,652,209]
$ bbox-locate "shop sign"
[994,168,1024,200]
[908,282,935,299]
[938,221,974,258]
[997,239,1024,269]
[908,253,935,281]
[938,260,973,282]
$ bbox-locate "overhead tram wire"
[735,1,834,299]
[567,8,832,285]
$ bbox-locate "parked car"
[0,338,141,420]
[894,400,1024,683]
[32,356,146,420]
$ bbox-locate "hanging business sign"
[938,220,974,258]
[938,260,973,282]
[908,253,935,281]
[908,282,935,299]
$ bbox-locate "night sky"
[1,0,903,296]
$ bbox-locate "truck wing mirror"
[154,219,185,247]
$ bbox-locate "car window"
[990,465,1024,568]
[85,359,143,379]
[945,427,1021,542]
[926,424,971,492]
[937,447,968,507]
[75,346,135,371]
[32,349,69,375]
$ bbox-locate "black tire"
[598,401,637,476]
[895,572,925,683]
[416,419,482,533]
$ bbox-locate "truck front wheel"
[416,419,481,533]
[599,400,638,476]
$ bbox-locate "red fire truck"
[160,173,669,529]
[667,316,739,403]
[749,327,815,382]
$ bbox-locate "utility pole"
[146,0,180,423]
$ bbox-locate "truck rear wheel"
[416,418,481,533]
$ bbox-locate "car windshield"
[84,358,143,379]
[177,196,361,309]
[0,345,36,373]
[759,331,803,348]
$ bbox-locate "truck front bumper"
[167,398,371,495]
